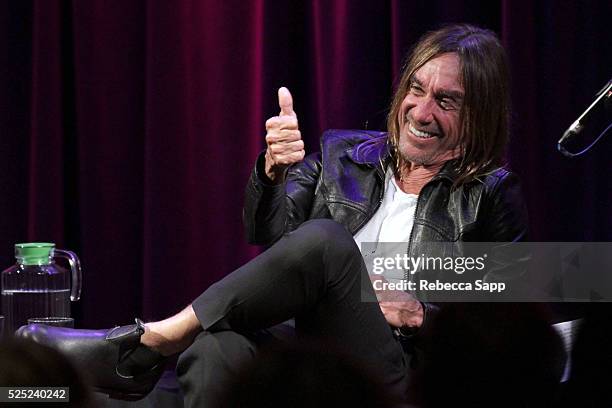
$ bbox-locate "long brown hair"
[387,24,510,186]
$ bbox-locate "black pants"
[176,219,409,407]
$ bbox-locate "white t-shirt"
[353,167,418,282]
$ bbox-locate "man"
[17,24,527,406]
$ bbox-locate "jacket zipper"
[404,192,422,284]
[353,188,384,234]
[403,175,444,284]
[354,169,445,284]
[352,164,386,234]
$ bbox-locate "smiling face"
[397,53,464,166]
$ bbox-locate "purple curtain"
[1,0,610,327]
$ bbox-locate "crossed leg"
[141,219,409,405]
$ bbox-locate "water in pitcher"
[1,289,70,331]
[1,261,72,332]
[1,243,82,333]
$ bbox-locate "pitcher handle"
[52,249,82,301]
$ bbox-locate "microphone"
[558,79,612,147]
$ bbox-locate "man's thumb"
[278,87,295,117]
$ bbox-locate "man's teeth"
[409,123,435,139]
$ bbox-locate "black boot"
[15,318,166,400]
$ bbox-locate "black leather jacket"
[243,129,528,327]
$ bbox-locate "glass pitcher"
[1,243,82,333]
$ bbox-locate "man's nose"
[410,98,435,125]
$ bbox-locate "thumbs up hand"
[264,87,305,183]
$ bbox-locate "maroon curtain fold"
[28,1,65,241]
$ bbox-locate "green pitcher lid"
[15,242,55,265]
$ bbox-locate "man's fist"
[370,275,424,329]
[264,87,305,183]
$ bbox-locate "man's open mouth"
[408,123,438,139]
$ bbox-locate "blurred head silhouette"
[0,337,95,407]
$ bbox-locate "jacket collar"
[434,159,460,182]
[347,134,459,182]
[347,136,390,166]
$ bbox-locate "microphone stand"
[558,80,612,158]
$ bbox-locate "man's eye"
[409,84,424,95]
[439,99,457,111]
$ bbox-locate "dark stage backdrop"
[0,0,610,327]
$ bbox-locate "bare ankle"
[140,307,202,356]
